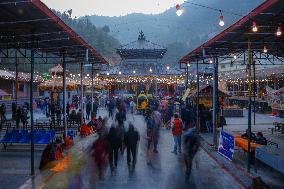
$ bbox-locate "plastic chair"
[0,132,13,143]
[18,132,31,143]
[10,132,23,143]
[38,133,51,144]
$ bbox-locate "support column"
[186,65,189,89]
[30,38,35,176]
[196,60,200,131]
[62,53,67,137]
[91,63,94,117]
[253,61,256,125]
[15,50,18,106]
[80,62,84,124]
[155,77,158,96]
[213,57,219,147]
[247,37,253,173]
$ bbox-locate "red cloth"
[80,124,93,136]
[172,118,183,136]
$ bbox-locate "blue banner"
[218,131,235,161]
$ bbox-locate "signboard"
[218,131,235,161]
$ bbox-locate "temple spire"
[138,30,146,40]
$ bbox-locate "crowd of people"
[86,96,200,182]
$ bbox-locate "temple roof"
[116,31,167,60]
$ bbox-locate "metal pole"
[247,37,252,173]
[186,66,189,89]
[91,63,94,116]
[15,50,18,106]
[80,62,84,124]
[155,77,158,96]
[62,53,67,137]
[253,61,256,125]
[213,57,219,147]
[30,37,35,175]
[196,59,200,132]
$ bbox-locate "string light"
[252,21,258,32]
[187,63,190,67]
[133,70,136,74]
[263,45,268,53]
[107,72,109,76]
[166,66,170,70]
[175,4,183,17]
[233,55,237,60]
[219,11,225,27]
[276,26,282,36]
[119,71,122,75]
[149,68,152,72]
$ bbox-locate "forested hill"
[53,9,120,55]
[89,0,264,65]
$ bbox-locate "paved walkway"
[16,110,245,189]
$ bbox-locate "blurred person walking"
[124,123,140,169]
[108,123,121,171]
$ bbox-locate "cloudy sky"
[42,0,185,17]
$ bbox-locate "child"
[171,114,183,154]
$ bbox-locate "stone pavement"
[15,109,248,189]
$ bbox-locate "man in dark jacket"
[108,124,121,170]
[86,101,91,120]
[124,123,140,168]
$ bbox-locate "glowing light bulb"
[276,26,282,36]
[219,14,225,27]
[119,71,121,75]
[187,63,190,67]
[233,55,237,60]
[263,46,268,53]
[176,9,183,17]
[133,70,136,74]
[107,72,109,76]
[149,68,152,72]
[166,66,170,70]
[252,21,258,32]
[209,59,213,63]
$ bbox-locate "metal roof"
[116,31,167,60]
[180,0,284,63]
[0,0,108,64]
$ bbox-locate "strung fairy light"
[233,55,237,60]
[252,21,258,32]
[219,11,225,27]
[175,4,183,17]
[149,68,153,72]
[166,66,170,70]
[263,45,268,53]
[119,71,122,75]
[133,70,136,74]
[276,26,282,36]
[107,72,109,76]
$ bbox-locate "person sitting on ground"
[255,132,267,145]
[241,129,256,140]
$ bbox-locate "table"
[235,135,263,152]
[255,146,284,174]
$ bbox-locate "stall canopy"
[180,0,284,63]
[0,0,108,64]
